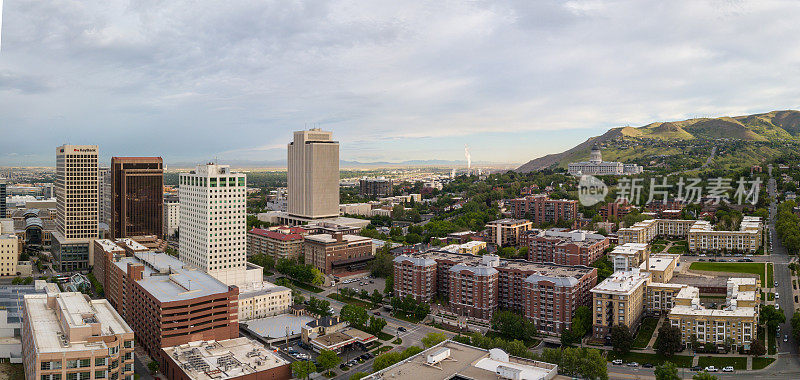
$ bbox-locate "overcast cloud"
[1,0,800,166]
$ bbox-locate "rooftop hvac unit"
[496,365,523,380]
[426,347,450,365]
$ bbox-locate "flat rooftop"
[305,234,372,244]
[162,337,288,380]
[418,250,595,280]
[591,269,650,295]
[242,314,315,339]
[487,218,531,226]
[641,254,679,272]
[24,292,132,354]
[363,340,557,380]
[113,252,230,303]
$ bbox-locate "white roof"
[591,269,650,295]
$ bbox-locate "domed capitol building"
[568,145,643,176]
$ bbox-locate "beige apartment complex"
[608,243,650,272]
[618,218,763,253]
[0,221,19,276]
[287,129,340,219]
[591,269,650,337]
[21,291,135,380]
[668,278,759,351]
[486,218,533,247]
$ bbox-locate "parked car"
[612,359,623,365]
[642,363,654,368]
[691,366,702,371]
[775,281,779,287]
[776,292,780,299]
[397,326,407,332]
[699,259,706,261]
[722,366,734,372]
[627,362,639,367]
[705,366,718,372]
[785,335,789,342]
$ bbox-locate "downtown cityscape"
[3,2,800,380]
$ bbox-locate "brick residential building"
[393,251,597,334]
[359,177,393,198]
[509,195,578,225]
[304,233,374,274]
[599,200,632,221]
[247,227,305,260]
[524,229,610,266]
[485,218,533,247]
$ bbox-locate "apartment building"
[359,177,393,198]
[617,219,698,245]
[21,291,135,380]
[617,218,763,253]
[486,218,533,247]
[525,229,609,266]
[53,145,99,272]
[641,254,679,283]
[591,269,650,338]
[646,282,685,314]
[163,194,179,237]
[688,217,763,253]
[105,251,239,360]
[667,278,759,351]
[599,200,632,221]
[440,240,487,255]
[238,282,293,320]
[608,243,650,272]
[509,194,578,225]
[0,221,19,277]
[393,251,597,333]
[304,233,373,274]
[247,227,305,260]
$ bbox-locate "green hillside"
[517,110,800,173]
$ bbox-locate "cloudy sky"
[1,0,800,167]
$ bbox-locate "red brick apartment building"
[393,251,596,334]
[304,233,373,274]
[95,240,239,361]
[509,194,578,225]
[524,229,610,266]
[599,200,632,221]
[247,227,305,260]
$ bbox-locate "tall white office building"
[53,144,99,271]
[287,129,340,219]
[178,163,250,285]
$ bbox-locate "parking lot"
[333,276,386,297]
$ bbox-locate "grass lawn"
[377,332,393,341]
[391,312,422,324]
[392,338,402,344]
[769,330,777,355]
[767,263,774,285]
[0,363,24,380]
[768,292,775,301]
[697,356,747,370]
[651,244,666,253]
[328,293,376,309]
[653,239,670,245]
[668,245,688,254]
[606,351,693,368]
[752,357,776,370]
[485,331,541,348]
[369,343,384,351]
[374,346,393,354]
[279,277,324,293]
[688,262,765,283]
[633,317,659,348]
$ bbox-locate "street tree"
[654,325,683,357]
[421,332,447,348]
[692,371,719,380]
[316,349,341,375]
[610,325,633,354]
[291,361,316,380]
[654,361,680,380]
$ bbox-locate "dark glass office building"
[110,157,164,239]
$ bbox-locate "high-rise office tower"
[287,129,339,219]
[98,166,111,227]
[0,178,6,218]
[53,144,98,271]
[179,163,248,285]
[110,157,164,239]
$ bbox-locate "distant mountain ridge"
[516,110,800,172]
[168,158,508,169]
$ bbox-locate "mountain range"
[516,110,800,172]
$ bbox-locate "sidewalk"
[645,316,664,349]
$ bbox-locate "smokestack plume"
[464,144,471,175]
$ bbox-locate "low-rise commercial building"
[0,281,52,363]
[304,233,373,274]
[525,229,610,266]
[247,227,305,260]
[362,340,558,380]
[486,219,533,247]
[21,291,135,380]
[161,337,291,380]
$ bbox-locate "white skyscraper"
[287,129,340,219]
[53,144,99,271]
[178,163,249,285]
